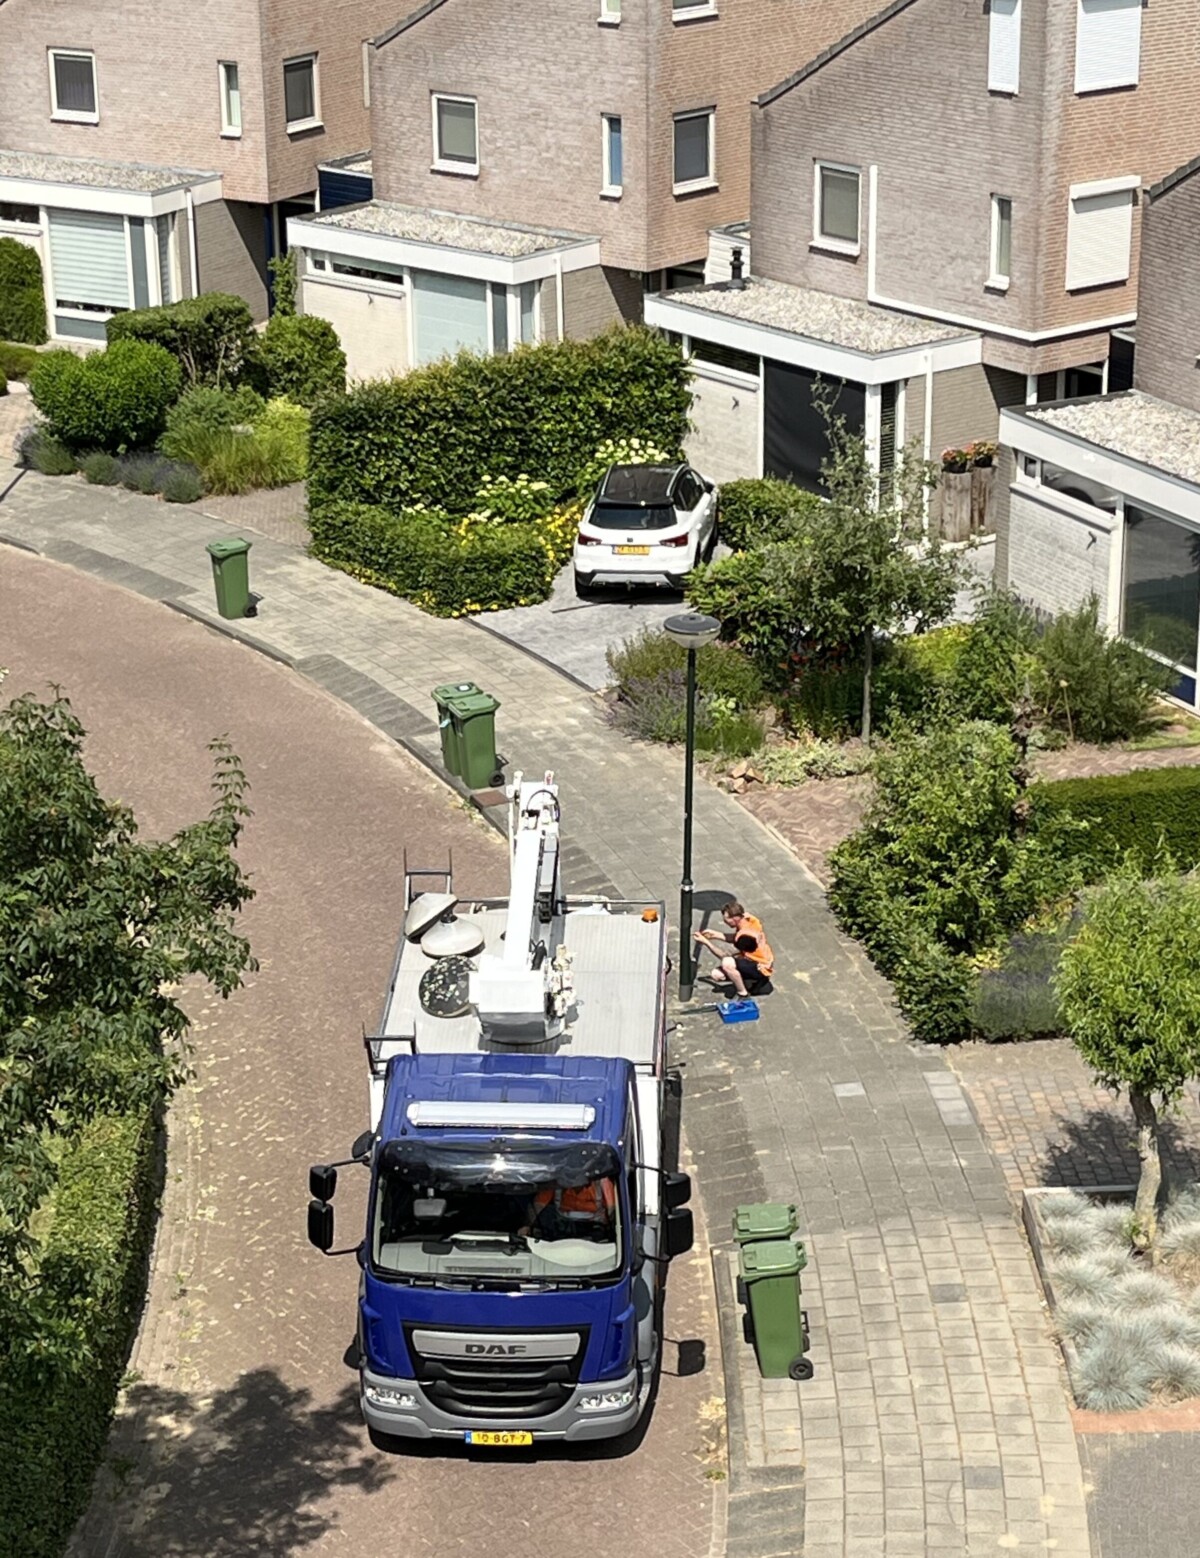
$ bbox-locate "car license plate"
[464,1430,533,1446]
[614,545,650,555]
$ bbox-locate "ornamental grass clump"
[1072,1333,1157,1413]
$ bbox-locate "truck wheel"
[789,1355,814,1382]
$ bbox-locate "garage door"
[411,270,488,365]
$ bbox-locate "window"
[156,214,175,305]
[989,195,1013,288]
[283,55,319,131]
[1075,0,1141,93]
[219,61,241,137]
[433,94,478,173]
[814,162,861,251]
[519,281,538,344]
[1065,178,1137,290]
[1124,506,1200,674]
[599,0,621,22]
[0,202,39,225]
[48,50,97,122]
[47,208,128,339]
[491,284,509,355]
[689,338,760,378]
[987,0,1021,93]
[602,115,623,195]
[673,109,714,193]
[309,250,406,288]
[362,41,372,109]
[673,0,717,17]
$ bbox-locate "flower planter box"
[938,469,972,542]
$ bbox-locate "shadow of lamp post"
[663,610,722,1000]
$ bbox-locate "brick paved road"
[1,549,722,1558]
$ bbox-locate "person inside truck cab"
[522,1177,617,1241]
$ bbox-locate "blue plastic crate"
[718,998,759,1024]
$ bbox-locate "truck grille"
[405,1326,588,1420]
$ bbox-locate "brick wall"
[1006,486,1116,623]
[561,265,644,338]
[370,0,878,273]
[685,364,760,483]
[1134,167,1200,415]
[194,200,269,318]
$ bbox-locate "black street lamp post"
[663,611,722,999]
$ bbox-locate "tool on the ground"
[694,997,760,1024]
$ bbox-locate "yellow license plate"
[464,1430,533,1446]
[614,545,650,555]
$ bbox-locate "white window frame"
[1074,0,1142,94]
[672,108,715,196]
[672,0,718,21]
[988,194,1012,290]
[48,49,98,124]
[1065,175,1139,291]
[599,0,621,24]
[219,60,242,138]
[362,41,372,109]
[601,114,623,198]
[812,160,861,255]
[432,93,479,176]
[987,0,1021,94]
[283,53,321,134]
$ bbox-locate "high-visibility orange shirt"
[737,914,774,975]
[534,1180,617,1218]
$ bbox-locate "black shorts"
[732,955,771,993]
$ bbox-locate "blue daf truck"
[307,773,693,1446]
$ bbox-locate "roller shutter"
[48,209,129,310]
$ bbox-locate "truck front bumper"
[360,1364,643,1443]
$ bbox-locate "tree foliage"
[1056,864,1200,1248]
[0,693,255,1352]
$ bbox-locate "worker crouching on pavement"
[694,900,774,998]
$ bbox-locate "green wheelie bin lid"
[739,1239,806,1281]
[206,537,252,560]
[432,681,480,708]
[733,1202,798,1244]
[445,688,500,720]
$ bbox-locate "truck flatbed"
[379,899,666,1070]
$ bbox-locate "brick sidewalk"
[1,470,1096,1558]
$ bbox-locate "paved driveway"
[2,550,722,1558]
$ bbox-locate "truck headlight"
[364,1384,418,1410]
[578,1387,636,1412]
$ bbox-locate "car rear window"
[589,504,677,531]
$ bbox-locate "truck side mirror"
[350,1131,374,1163]
[664,1171,691,1210]
[308,1198,334,1253]
[664,1208,694,1259]
[309,1164,337,1201]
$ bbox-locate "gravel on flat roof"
[303,200,593,257]
[661,276,966,354]
[1028,392,1200,488]
[0,148,216,192]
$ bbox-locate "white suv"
[573,463,718,596]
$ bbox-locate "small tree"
[1056,864,1200,1252]
[759,414,961,740]
[0,693,255,1354]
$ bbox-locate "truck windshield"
[371,1141,624,1284]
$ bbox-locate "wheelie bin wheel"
[788,1355,814,1382]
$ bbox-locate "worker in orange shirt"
[694,900,774,998]
[524,1177,617,1241]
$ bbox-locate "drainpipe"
[186,188,200,298]
[923,350,934,533]
[555,253,565,342]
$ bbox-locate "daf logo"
[466,1343,528,1355]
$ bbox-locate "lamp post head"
[663,612,722,651]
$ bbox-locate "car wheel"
[574,570,596,597]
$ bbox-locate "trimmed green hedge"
[258,313,345,407]
[0,238,48,345]
[718,477,824,554]
[1,1107,159,1558]
[30,340,182,452]
[308,327,691,518]
[107,293,256,388]
[310,499,581,616]
[1035,763,1200,875]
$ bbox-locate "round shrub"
[79,451,120,485]
[30,340,182,452]
[257,314,346,408]
[718,477,824,553]
[162,464,205,504]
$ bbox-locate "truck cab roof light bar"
[405,1102,596,1130]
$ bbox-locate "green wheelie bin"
[206,537,252,619]
[732,1203,799,1246]
[432,682,504,790]
[738,1238,811,1381]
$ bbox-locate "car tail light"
[660,533,690,548]
[577,533,602,546]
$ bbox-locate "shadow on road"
[1039,1106,1200,1191]
[97,1371,394,1556]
